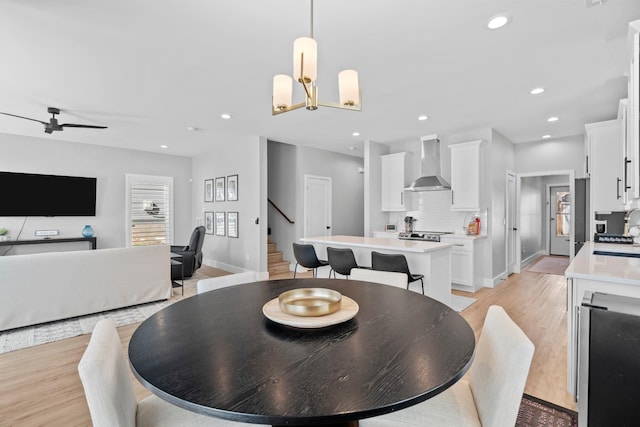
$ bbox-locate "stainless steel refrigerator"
[574,178,589,254]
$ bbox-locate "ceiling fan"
[0,107,108,134]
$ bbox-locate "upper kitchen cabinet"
[587,119,623,213]
[381,152,410,211]
[627,20,640,201]
[449,140,485,211]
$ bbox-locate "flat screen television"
[0,171,97,216]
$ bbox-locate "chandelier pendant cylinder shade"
[273,75,293,111]
[293,37,317,83]
[339,70,359,106]
[271,0,361,116]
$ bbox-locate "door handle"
[326,226,331,230]
[513,227,518,231]
[617,177,622,200]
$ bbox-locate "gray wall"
[515,135,585,177]
[0,133,192,253]
[520,176,544,261]
[267,141,365,269]
[192,135,265,274]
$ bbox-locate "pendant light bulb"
[293,37,317,83]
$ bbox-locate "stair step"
[268,251,284,263]
[268,261,290,274]
[268,242,277,253]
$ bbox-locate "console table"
[0,236,97,250]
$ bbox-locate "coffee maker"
[404,216,416,233]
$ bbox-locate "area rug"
[450,294,477,312]
[526,256,570,276]
[516,393,578,427]
[0,269,218,354]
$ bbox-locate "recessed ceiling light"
[352,132,360,137]
[160,145,168,148]
[187,126,198,131]
[220,113,232,120]
[530,88,545,95]
[349,146,357,151]
[547,116,559,122]
[542,135,551,139]
[487,14,511,30]
[418,115,428,121]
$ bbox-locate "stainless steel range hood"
[405,135,450,191]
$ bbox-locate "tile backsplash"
[388,190,488,235]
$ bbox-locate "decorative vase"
[82,225,94,238]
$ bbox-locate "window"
[125,174,174,247]
[555,191,570,237]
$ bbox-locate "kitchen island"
[300,235,453,306]
[565,241,640,397]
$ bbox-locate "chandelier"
[272,0,361,115]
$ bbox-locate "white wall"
[191,135,264,274]
[0,133,192,253]
[364,140,389,236]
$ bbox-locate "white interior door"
[550,185,570,256]
[506,172,516,275]
[304,175,332,238]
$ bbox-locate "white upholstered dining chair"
[78,319,263,427]
[196,271,258,294]
[350,268,408,289]
[360,305,535,427]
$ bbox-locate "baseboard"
[452,283,481,293]
[521,250,545,269]
[203,258,251,274]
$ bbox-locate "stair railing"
[268,198,295,224]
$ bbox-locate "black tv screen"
[0,171,97,216]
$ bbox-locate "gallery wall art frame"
[215,211,226,236]
[204,179,214,202]
[227,211,238,238]
[215,177,225,202]
[227,174,238,201]
[204,211,214,235]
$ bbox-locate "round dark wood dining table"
[128,278,475,427]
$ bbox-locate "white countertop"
[300,235,454,253]
[441,233,487,241]
[565,241,640,285]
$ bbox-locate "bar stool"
[371,251,425,294]
[327,247,360,279]
[292,243,329,278]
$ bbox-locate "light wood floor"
[0,266,576,426]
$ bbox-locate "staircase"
[268,236,293,280]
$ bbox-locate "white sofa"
[0,245,171,331]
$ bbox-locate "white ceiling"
[2,0,639,158]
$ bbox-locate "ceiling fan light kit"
[272,0,361,115]
[0,107,107,134]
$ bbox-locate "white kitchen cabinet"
[627,22,640,202]
[587,119,623,217]
[440,235,483,292]
[449,140,484,211]
[381,152,409,211]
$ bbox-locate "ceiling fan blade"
[60,123,108,129]
[0,112,48,125]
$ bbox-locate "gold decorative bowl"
[279,288,342,317]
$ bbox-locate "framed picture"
[227,211,238,238]
[204,179,214,202]
[204,212,214,235]
[227,174,238,201]
[215,212,226,236]
[215,177,225,202]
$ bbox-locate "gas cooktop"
[398,231,454,242]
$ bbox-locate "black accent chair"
[371,251,425,294]
[171,226,205,280]
[292,243,329,278]
[327,247,361,279]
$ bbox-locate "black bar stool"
[292,243,329,278]
[371,251,425,294]
[327,247,361,279]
